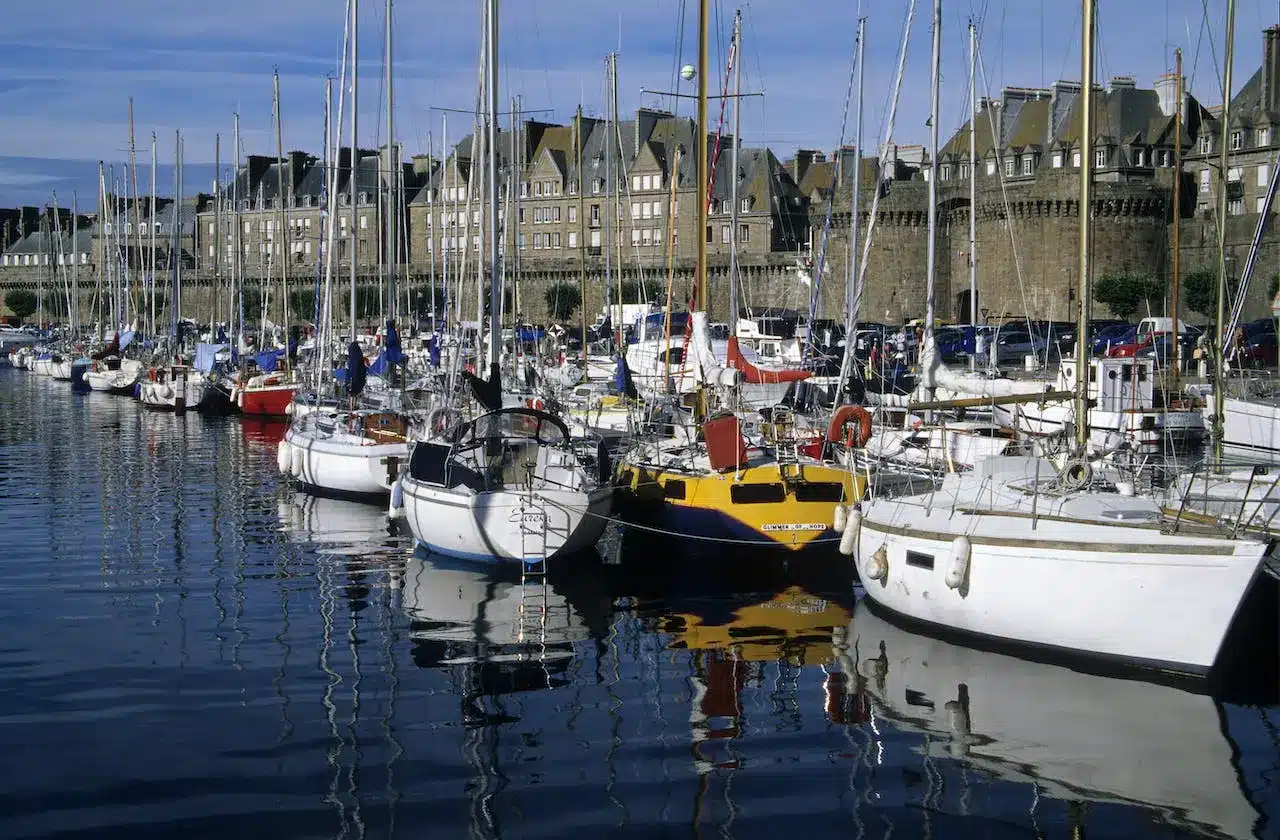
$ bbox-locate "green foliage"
[544,282,581,322]
[289,289,318,322]
[1269,273,1280,302]
[619,278,649,304]
[1093,270,1166,320]
[1181,268,1223,317]
[5,290,36,323]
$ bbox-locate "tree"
[619,278,649,304]
[289,289,318,322]
[544,282,581,322]
[1093,270,1165,320]
[1181,267,1222,317]
[4,290,36,324]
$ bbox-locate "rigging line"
[976,43,1036,328]
[671,0,688,115]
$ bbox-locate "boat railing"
[1165,458,1280,538]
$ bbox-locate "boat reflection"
[278,491,400,556]
[846,601,1262,840]
[401,553,596,698]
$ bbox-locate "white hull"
[84,361,143,394]
[402,478,611,564]
[138,377,206,410]
[51,361,72,380]
[1220,395,1280,462]
[845,604,1262,839]
[854,458,1267,674]
[992,401,1203,452]
[859,423,1011,472]
[282,425,407,496]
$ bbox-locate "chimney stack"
[792,149,818,185]
[1264,26,1280,113]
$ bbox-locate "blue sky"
[0,0,1274,206]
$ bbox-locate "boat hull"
[855,500,1267,674]
[1220,396,1280,462]
[283,427,407,497]
[401,479,611,564]
[237,384,297,417]
[992,402,1204,453]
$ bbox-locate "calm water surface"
[1,368,1278,839]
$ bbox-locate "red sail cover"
[725,336,810,384]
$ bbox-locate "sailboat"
[398,0,611,564]
[280,7,411,499]
[846,0,1270,677]
[612,3,861,554]
[846,602,1263,840]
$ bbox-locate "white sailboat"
[398,0,611,564]
[846,0,1271,677]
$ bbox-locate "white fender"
[945,535,971,589]
[833,504,849,534]
[277,440,292,475]
[291,443,305,480]
[838,508,862,556]
[388,478,405,519]
[864,543,888,580]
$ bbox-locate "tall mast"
[231,117,240,345]
[728,12,741,337]
[967,20,978,370]
[511,96,521,325]
[171,131,181,340]
[273,68,291,369]
[694,0,709,311]
[846,17,865,339]
[1212,0,1236,463]
[484,0,500,380]
[1171,48,1183,388]
[214,132,222,333]
[603,54,616,347]
[575,106,587,366]
[71,193,78,333]
[150,133,157,338]
[384,0,396,323]
[97,160,105,338]
[1073,0,1096,455]
[923,0,940,365]
[350,0,360,341]
[129,98,143,326]
[427,129,436,331]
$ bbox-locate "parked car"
[1238,319,1278,367]
[992,326,1048,363]
[1090,323,1136,355]
[1108,323,1202,360]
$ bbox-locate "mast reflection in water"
[0,368,1276,840]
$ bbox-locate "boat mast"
[922,0,940,390]
[484,0,501,384]
[350,0,360,343]
[150,133,158,339]
[273,69,291,369]
[214,133,222,335]
[230,117,240,347]
[1073,0,1096,455]
[575,106,587,367]
[728,11,741,339]
[603,54,616,348]
[694,0,709,312]
[1212,0,1236,464]
[1171,48,1183,389]
[384,0,396,324]
[171,131,181,343]
[129,99,143,327]
[71,193,78,334]
[967,20,978,371]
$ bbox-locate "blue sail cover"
[428,335,441,367]
[254,349,284,372]
[345,342,367,396]
[368,321,406,377]
[119,330,135,350]
[194,343,229,374]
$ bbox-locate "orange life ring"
[827,405,873,449]
[525,398,545,410]
[263,375,281,387]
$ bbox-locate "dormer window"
[1199,135,1211,154]
[1095,149,1107,168]
[1004,158,1014,177]
[740,197,750,212]
[939,165,950,181]
[1230,131,1243,151]
[358,192,369,205]
[960,163,970,179]
[1259,127,1271,147]
[985,159,996,175]
[1051,151,1063,168]
[592,178,603,194]
[1021,156,1034,175]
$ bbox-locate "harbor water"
[2,367,1278,839]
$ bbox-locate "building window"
[518,207,525,224]
[1259,127,1271,147]
[1021,157,1034,176]
[641,228,652,246]
[721,225,731,244]
[1259,164,1271,187]
[553,232,561,248]
[1095,149,1108,168]
[1199,135,1211,154]
[739,224,749,243]
[631,228,640,246]
[1230,131,1243,151]
[518,233,526,249]
[1229,198,1244,215]
[1072,150,1081,168]
[641,202,651,220]
[592,178,603,194]
[960,163,969,179]
[553,206,561,222]
[568,205,576,223]
[359,215,368,229]
[939,165,950,181]
[590,230,601,247]
[1052,151,1063,168]
[651,200,662,217]
[1004,158,1014,177]
[534,181,542,196]
[705,225,713,244]
[1258,196,1268,214]
[642,175,653,190]
[740,198,750,212]
[568,231,577,248]
[1228,166,1243,182]
[631,175,641,191]
[1200,169,1212,193]
[986,160,996,175]
[590,205,600,226]
[631,201,640,219]
[568,181,577,195]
